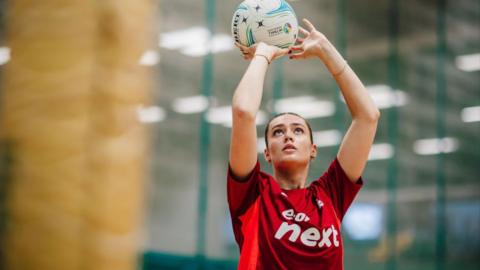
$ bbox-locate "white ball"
[231,0,298,48]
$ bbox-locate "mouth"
[282,144,297,151]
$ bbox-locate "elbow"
[356,108,381,123]
[371,109,381,122]
[232,105,256,122]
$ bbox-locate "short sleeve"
[311,158,363,220]
[227,161,263,217]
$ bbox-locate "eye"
[273,129,284,136]
[294,127,304,135]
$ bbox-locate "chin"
[274,157,309,170]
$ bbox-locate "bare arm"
[290,19,380,183]
[229,43,288,179]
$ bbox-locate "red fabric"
[227,158,363,270]
[237,198,260,270]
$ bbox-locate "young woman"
[228,19,380,269]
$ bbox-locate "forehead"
[269,114,308,129]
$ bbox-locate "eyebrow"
[271,122,306,130]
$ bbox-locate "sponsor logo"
[281,209,311,222]
[283,22,292,34]
[268,26,283,37]
[275,209,340,248]
[268,23,293,37]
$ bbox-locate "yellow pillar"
[82,1,153,270]
[0,1,155,269]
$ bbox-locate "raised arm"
[229,43,288,179]
[290,19,380,183]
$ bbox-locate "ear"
[264,148,271,163]
[310,144,317,160]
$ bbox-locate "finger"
[235,42,244,49]
[289,45,304,52]
[244,44,256,54]
[237,46,247,54]
[236,42,249,51]
[295,37,304,45]
[289,52,305,60]
[302,18,316,32]
[298,26,309,37]
[238,42,248,48]
[276,48,290,57]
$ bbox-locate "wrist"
[332,60,348,77]
[254,54,271,65]
[255,44,274,62]
[312,35,331,58]
[315,37,333,59]
[255,51,273,62]
[315,39,346,75]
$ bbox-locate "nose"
[284,130,294,142]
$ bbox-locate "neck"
[273,162,309,190]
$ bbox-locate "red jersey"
[227,158,363,270]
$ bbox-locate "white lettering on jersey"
[281,209,310,222]
[332,225,340,246]
[282,209,295,220]
[274,222,301,242]
[300,227,321,247]
[318,227,332,247]
[276,209,340,248]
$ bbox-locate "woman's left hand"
[289,18,329,60]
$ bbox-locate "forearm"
[318,39,380,122]
[232,56,269,118]
[230,56,269,178]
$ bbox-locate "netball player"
[227,19,380,269]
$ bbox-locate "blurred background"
[0,0,479,270]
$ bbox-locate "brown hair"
[264,112,313,148]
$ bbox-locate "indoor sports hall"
[0,0,478,270]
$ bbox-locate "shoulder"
[228,161,275,188]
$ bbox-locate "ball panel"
[265,0,295,16]
[231,8,253,46]
[232,0,298,48]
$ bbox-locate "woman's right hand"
[235,42,289,63]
